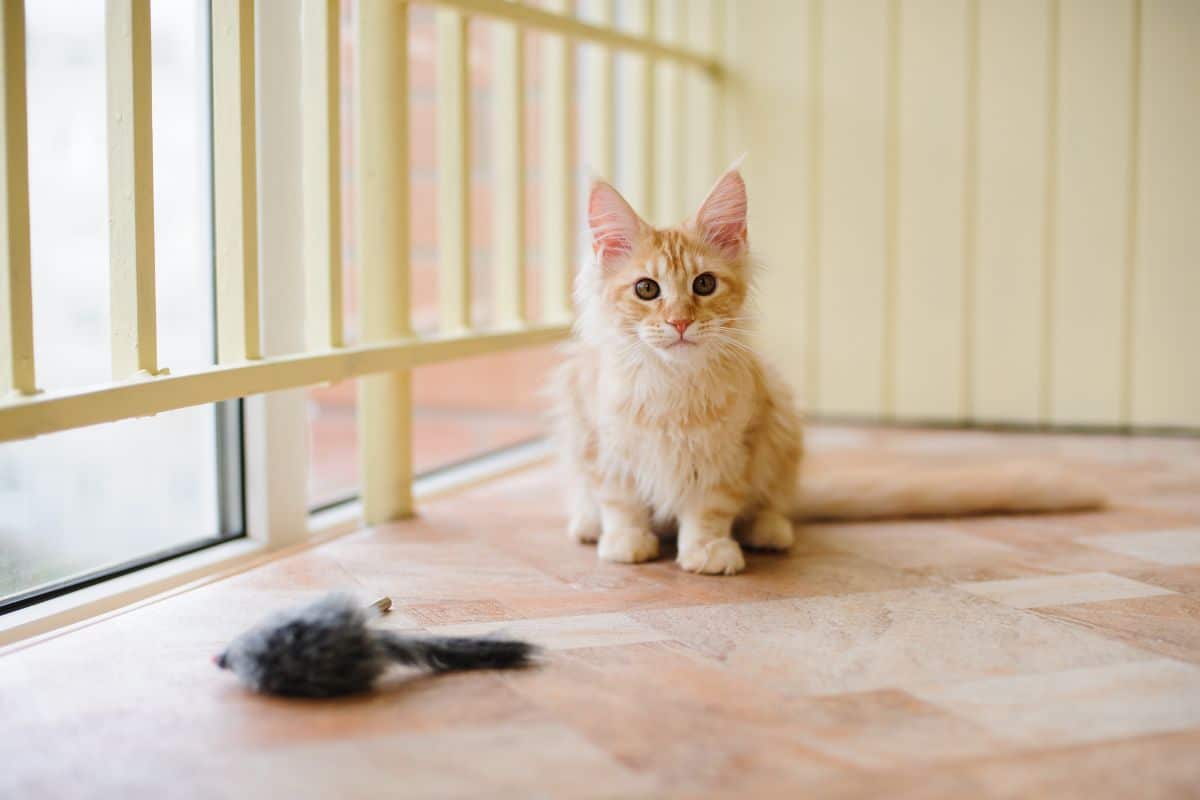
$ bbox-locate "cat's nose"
[669,319,693,337]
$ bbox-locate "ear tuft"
[588,181,643,268]
[693,168,748,258]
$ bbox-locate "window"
[0,1,241,611]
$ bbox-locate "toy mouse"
[215,592,536,697]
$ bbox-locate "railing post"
[212,0,261,363]
[492,4,526,326]
[654,0,683,223]
[245,0,310,548]
[436,8,472,331]
[302,0,344,351]
[0,0,36,396]
[686,0,722,205]
[620,0,655,221]
[582,0,614,181]
[106,0,162,380]
[357,0,414,523]
[541,0,576,322]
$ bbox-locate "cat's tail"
[373,630,538,672]
[793,460,1105,521]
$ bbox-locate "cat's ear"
[693,165,748,258]
[588,180,644,269]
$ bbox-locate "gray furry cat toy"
[216,593,535,697]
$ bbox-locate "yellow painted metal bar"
[540,0,575,322]
[211,0,260,362]
[492,8,526,325]
[106,0,161,380]
[357,0,413,522]
[0,0,36,395]
[419,0,718,74]
[582,0,613,180]
[654,0,683,223]
[620,0,655,220]
[436,8,471,331]
[301,0,343,350]
[0,323,570,444]
[684,0,719,205]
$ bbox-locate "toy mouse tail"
[374,630,538,672]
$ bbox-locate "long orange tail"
[794,460,1106,521]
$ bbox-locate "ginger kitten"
[552,165,1102,576]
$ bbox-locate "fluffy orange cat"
[552,165,1102,575]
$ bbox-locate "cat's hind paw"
[677,538,746,576]
[598,528,660,564]
[739,511,795,551]
[567,513,601,544]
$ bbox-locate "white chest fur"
[590,362,754,518]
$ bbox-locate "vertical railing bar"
[0,1,36,395]
[107,0,162,380]
[357,0,413,522]
[211,0,261,363]
[541,0,575,322]
[302,0,343,350]
[621,0,655,220]
[493,4,526,325]
[436,8,471,331]
[583,0,614,180]
[709,0,726,177]
[654,0,682,223]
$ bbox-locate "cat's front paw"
[598,527,660,563]
[677,538,746,576]
[739,511,795,551]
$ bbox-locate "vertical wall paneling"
[1050,0,1134,424]
[971,0,1052,423]
[815,0,889,416]
[732,0,1196,429]
[893,0,969,420]
[726,1,813,399]
[1132,0,1200,427]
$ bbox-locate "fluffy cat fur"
[551,165,1103,576]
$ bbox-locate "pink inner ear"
[588,181,641,268]
[695,170,748,257]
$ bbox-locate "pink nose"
[669,319,692,337]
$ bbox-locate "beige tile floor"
[3,425,1200,799]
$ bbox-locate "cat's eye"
[692,273,717,296]
[634,278,660,300]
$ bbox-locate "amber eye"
[692,273,717,296]
[634,278,660,300]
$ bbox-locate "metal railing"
[0,0,726,524]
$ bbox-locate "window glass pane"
[0,1,234,605]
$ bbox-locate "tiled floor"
[3,425,1200,799]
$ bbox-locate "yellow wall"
[730,0,1199,430]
